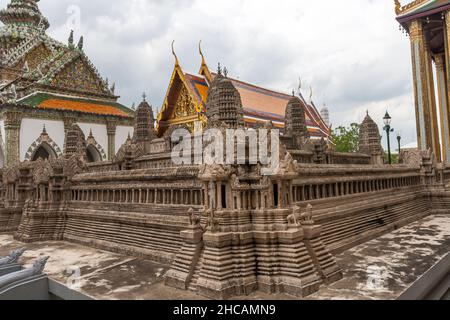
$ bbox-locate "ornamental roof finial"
[298,77,302,96]
[77,36,84,50]
[42,124,47,134]
[142,92,147,102]
[171,40,180,66]
[223,67,228,78]
[309,86,313,103]
[217,62,222,76]
[68,30,74,47]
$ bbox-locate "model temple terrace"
[0,0,449,300]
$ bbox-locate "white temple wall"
[20,118,65,161]
[115,125,134,153]
[77,122,108,156]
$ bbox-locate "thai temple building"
[0,0,449,300]
[0,0,134,168]
[396,0,450,163]
[156,44,331,139]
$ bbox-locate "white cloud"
[0,0,417,145]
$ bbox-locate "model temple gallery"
[0,0,449,300]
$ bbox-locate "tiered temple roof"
[0,0,132,118]
[157,46,331,139]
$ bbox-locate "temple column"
[409,20,440,157]
[424,35,441,161]
[106,120,117,161]
[4,111,22,167]
[442,11,450,162]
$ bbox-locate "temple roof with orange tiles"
[156,43,331,139]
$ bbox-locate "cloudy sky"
[1,0,417,147]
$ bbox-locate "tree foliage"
[332,123,360,153]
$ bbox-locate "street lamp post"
[383,111,394,165]
[397,133,402,162]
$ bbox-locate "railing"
[292,165,422,203]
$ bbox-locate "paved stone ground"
[0,214,449,300]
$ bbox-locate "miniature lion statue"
[287,205,301,227]
[188,207,201,227]
[206,209,219,233]
[301,204,315,225]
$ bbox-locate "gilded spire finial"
[298,77,302,96]
[394,0,402,15]
[199,40,206,67]
[171,40,180,66]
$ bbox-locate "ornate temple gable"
[395,0,450,20]
[395,0,431,15]
[156,60,203,136]
[47,55,110,96]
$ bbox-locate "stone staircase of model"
[316,190,431,253]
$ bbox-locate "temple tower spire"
[0,0,49,30]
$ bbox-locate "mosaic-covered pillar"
[409,20,439,157]
[4,111,22,167]
[435,54,450,163]
[106,120,117,161]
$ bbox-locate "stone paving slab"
[0,214,449,300]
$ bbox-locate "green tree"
[332,123,360,153]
